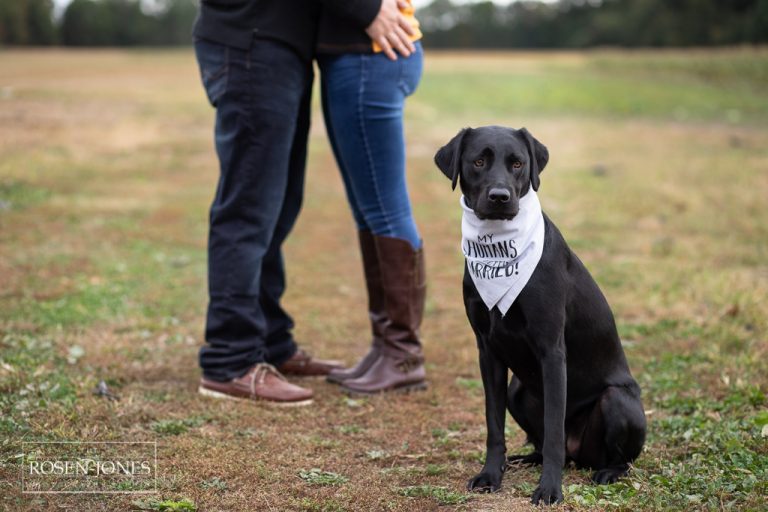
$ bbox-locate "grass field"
[1,47,767,511]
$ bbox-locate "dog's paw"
[591,464,629,484]
[507,452,543,467]
[531,484,563,506]
[466,471,502,493]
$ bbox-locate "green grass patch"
[366,449,387,460]
[455,377,483,393]
[199,476,227,492]
[151,416,205,436]
[425,464,448,476]
[335,424,363,434]
[2,240,205,330]
[0,333,79,438]
[418,49,768,124]
[297,497,347,512]
[298,468,349,486]
[628,349,768,510]
[565,480,639,507]
[132,498,196,512]
[398,484,471,506]
[0,180,50,210]
[590,50,768,94]
[12,278,134,329]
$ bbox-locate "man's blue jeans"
[318,43,424,249]
[194,38,311,381]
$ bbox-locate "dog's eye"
[512,161,523,170]
[474,158,485,168]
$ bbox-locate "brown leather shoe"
[198,363,313,407]
[277,348,344,377]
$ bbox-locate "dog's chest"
[486,309,539,379]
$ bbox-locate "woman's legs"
[319,45,423,249]
[320,61,386,384]
[320,45,427,393]
[320,72,367,231]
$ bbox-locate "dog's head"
[434,126,548,220]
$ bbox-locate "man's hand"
[366,0,415,61]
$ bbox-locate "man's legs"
[318,46,423,249]
[261,79,345,376]
[196,38,309,383]
[260,75,312,367]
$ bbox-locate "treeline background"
[2,0,767,47]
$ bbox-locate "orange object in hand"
[372,0,423,53]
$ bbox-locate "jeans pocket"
[195,39,229,107]
[398,43,423,97]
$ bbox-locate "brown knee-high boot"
[341,235,427,394]
[327,230,389,384]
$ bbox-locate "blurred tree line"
[0,0,196,46]
[1,0,767,47]
[420,0,768,47]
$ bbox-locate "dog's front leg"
[467,342,508,493]
[531,333,566,505]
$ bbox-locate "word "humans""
[463,237,518,260]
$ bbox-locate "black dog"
[435,126,646,505]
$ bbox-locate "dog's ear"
[434,128,471,190]
[519,127,549,191]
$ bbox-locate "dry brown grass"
[1,49,766,511]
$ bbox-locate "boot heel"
[342,379,428,396]
[394,381,428,393]
[326,373,345,384]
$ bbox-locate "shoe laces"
[249,363,286,394]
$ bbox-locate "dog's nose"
[488,188,511,203]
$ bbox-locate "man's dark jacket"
[194,0,382,62]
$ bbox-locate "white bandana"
[461,191,545,316]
